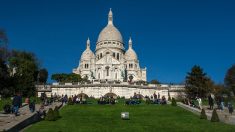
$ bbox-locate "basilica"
[73,9,147,82]
[36,9,185,99]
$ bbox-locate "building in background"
[73,9,146,82]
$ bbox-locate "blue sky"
[0,0,235,84]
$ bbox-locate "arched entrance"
[133,92,144,99]
[104,92,117,99]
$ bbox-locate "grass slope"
[25,104,235,132]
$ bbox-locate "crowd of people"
[125,92,167,105]
[60,94,87,104]
[182,94,234,115]
[98,96,116,104]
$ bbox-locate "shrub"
[168,96,171,101]
[45,108,56,121]
[54,106,61,119]
[145,98,151,104]
[171,98,177,106]
[200,109,207,120]
[3,104,11,114]
[211,109,220,122]
[67,97,74,105]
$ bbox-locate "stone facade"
[73,9,146,82]
[36,83,185,99]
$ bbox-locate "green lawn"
[25,102,235,132]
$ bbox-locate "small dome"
[81,38,95,60]
[81,49,95,60]
[97,25,123,43]
[125,48,137,60]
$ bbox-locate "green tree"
[224,64,235,95]
[38,68,48,84]
[200,109,207,120]
[51,73,82,83]
[0,29,8,61]
[53,106,61,119]
[185,65,212,98]
[171,98,177,106]
[8,50,40,97]
[0,58,12,97]
[211,109,220,122]
[45,108,56,121]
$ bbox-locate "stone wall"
[37,84,185,99]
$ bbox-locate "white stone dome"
[81,38,95,60]
[125,38,138,60]
[125,48,137,60]
[97,25,123,43]
[81,49,95,60]
[97,9,123,44]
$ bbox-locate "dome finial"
[86,37,90,49]
[128,37,132,49]
[108,8,113,25]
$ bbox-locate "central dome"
[97,9,123,44]
[97,25,123,43]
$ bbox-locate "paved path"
[178,102,235,125]
[0,102,61,131]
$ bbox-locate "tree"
[8,50,40,97]
[38,68,48,84]
[0,29,8,61]
[200,109,207,120]
[53,106,61,119]
[45,108,56,121]
[150,80,160,84]
[185,65,212,98]
[51,73,82,83]
[211,109,220,122]
[0,58,12,97]
[171,98,177,106]
[224,64,235,95]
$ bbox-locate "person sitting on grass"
[161,96,166,105]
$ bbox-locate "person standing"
[228,102,234,115]
[208,94,214,110]
[12,93,22,116]
[197,97,202,109]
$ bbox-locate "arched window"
[100,53,102,58]
[84,64,89,69]
[129,64,133,69]
[117,53,119,60]
[105,66,110,76]
[113,52,115,58]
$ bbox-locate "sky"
[0,0,235,84]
